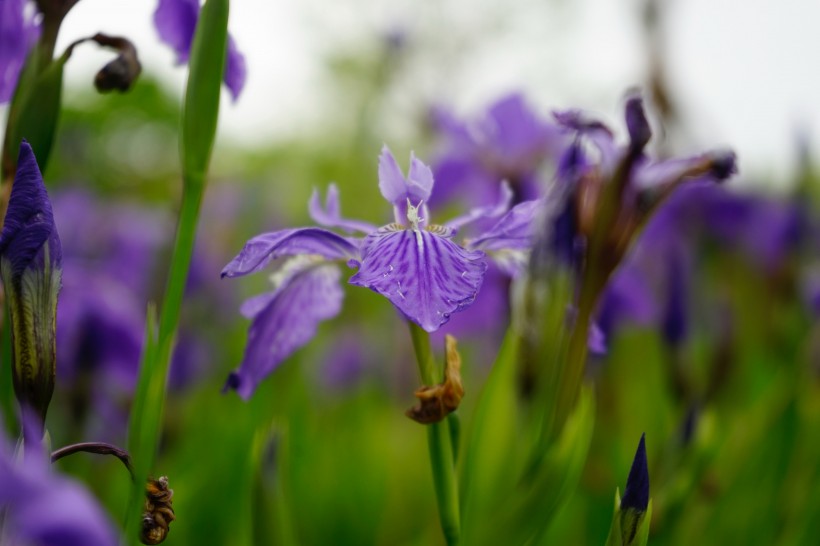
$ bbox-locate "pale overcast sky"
[50,0,820,186]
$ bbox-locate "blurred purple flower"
[804,272,820,318]
[0,0,40,103]
[222,145,539,398]
[154,0,247,100]
[597,174,808,349]
[430,93,564,207]
[52,189,234,438]
[0,414,119,545]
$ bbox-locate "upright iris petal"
[0,141,61,429]
[154,0,247,100]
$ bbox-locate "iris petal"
[349,226,486,332]
[225,264,344,399]
[378,145,433,207]
[309,184,377,234]
[221,227,360,278]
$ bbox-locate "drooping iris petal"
[154,0,247,100]
[221,227,360,278]
[309,184,377,234]
[224,35,247,101]
[224,264,344,399]
[349,226,486,332]
[0,0,40,104]
[632,151,737,190]
[154,0,199,63]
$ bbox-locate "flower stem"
[408,322,461,546]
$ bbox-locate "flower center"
[406,198,424,230]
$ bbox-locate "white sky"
[48,0,820,186]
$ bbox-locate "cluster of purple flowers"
[222,93,740,397]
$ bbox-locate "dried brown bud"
[406,335,465,424]
[141,476,175,545]
[91,34,141,93]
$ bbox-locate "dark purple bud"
[625,94,651,154]
[91,34,142,93]
[0,140,62,278]
[708,150,738,181]
[621,433,649,512]
[0,141,62,430]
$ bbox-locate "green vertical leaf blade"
[181,0,229,183]
[460,330,521,543]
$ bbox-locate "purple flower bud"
[625,93,651,154]
[621,433,649,512]
[707,150,738,181]
[0,141,62,429]
[0,140,61,276]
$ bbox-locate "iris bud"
[0,141,62,431]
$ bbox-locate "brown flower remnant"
[406,335,465,424]
[141,476,176,545]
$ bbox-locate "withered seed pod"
[140,476,175,545]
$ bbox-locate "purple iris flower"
[223,145,538,398]
[430,93,564,207]
[599,178,807,349]
[0,415,119,545]
[0,0,40,104]
[154,0,247,100]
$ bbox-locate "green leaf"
[3,53,65,178]
[460,330,522,542]
[123,303,158,543]
[180,0,229,185]
[605,492,653,546]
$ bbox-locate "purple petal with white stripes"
[349,226,486,332]
[221,227,360,278]
[224,264,344,399]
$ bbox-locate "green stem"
[408,322,460,546]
